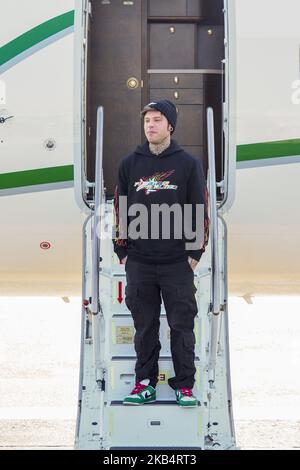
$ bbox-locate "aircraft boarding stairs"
[74,108,236,450]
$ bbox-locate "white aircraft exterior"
[0,0,299,298]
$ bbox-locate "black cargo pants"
[125,257,198,390]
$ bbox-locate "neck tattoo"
[149,135,171,156]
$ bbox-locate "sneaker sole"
[178,404,198,408]
[177,401,198,408]
[123,398,156,406]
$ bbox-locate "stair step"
[110,400,201,406]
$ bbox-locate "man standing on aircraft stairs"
[113,100,209,408]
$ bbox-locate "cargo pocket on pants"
[175,284,198,316]
[125,285,138,311]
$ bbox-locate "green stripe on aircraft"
[237,138,300,162]
[0,165,74,190]
[0,10,74,66]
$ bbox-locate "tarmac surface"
[0,296,299,450]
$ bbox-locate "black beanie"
[141,99,177,134]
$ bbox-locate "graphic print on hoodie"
[134,170,178,195]
[113,140,210,265]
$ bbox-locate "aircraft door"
[86,0,143,197]
[82,0,224,199]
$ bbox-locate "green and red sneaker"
[123,379,156,406]
[175,388,198,407]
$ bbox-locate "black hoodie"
[113,140,209,265]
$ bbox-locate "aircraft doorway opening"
[84,0,225,200]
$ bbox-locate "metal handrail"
[90,105,106,412]
[75,213,93,443]
[206,107,222,372]
[207,107,221,314]
[91,106,104,316]
[77,108,105,445]
[92,107,106,448]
